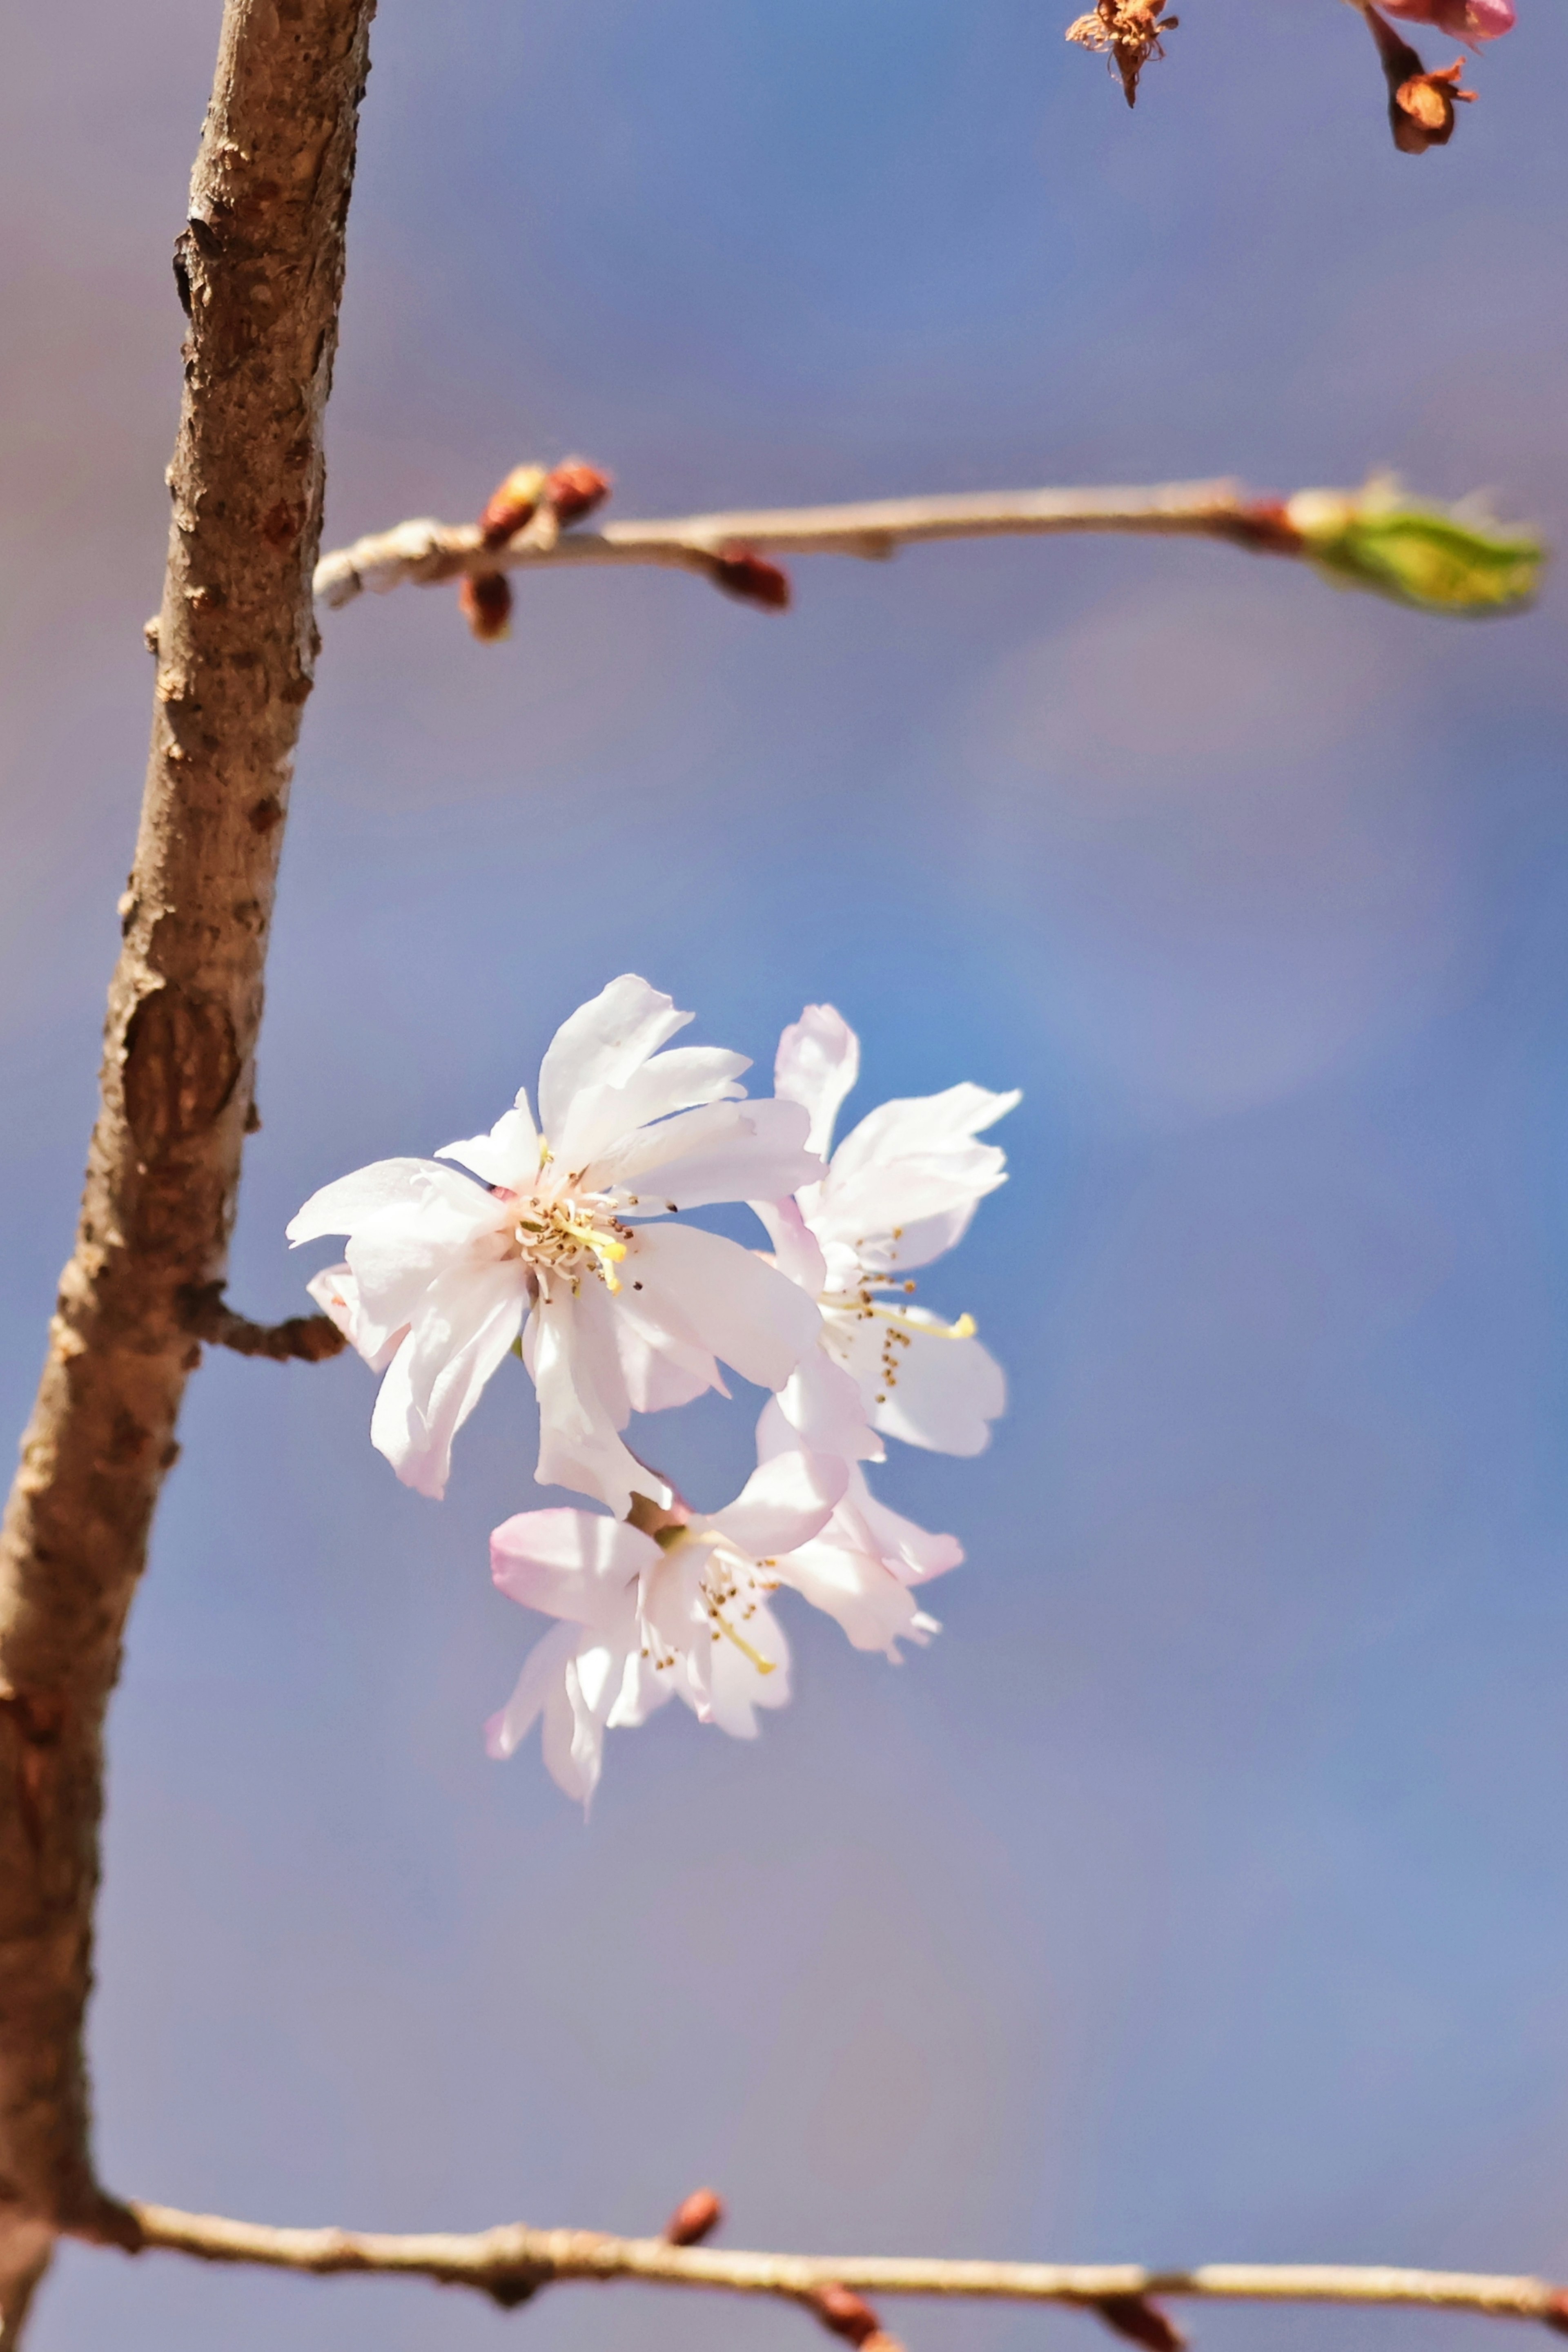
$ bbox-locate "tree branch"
[314,479,1300,609]
[0,0,376,2320]
[178,1284,347,1365]
[80,2204,1568,2330]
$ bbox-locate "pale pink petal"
[305,1263,408,1376]
[831,1308,1005,1456]
[612,1288,723,1413]
[814,1084,1020,1252]
[554,1048,750,1176]
[706,1449,846,1557]
[490,1508,656,1625]
[762,1355,884,1464]
[485,1619,583,1759]
[371,1264,527,1497]
[537,975,691,1154]
[1382,0,1512,40]
[606,1648,679,1729]
[437,1094,541,1190]
[751,1195,829,1294]
[286,1156,452,1245]
[628,1222,822,1393]
[343,1186,507,1339]
[843,1467,963,1582]
[594,1098,820,1208]
[775,1004,860,1157]
[775,1524,940,1657]
[690,1600,792,1737]
[532,1287,669,1514]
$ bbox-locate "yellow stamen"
[712,1612,777,1675]
[864,1302,977,1340]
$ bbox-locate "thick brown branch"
[178,1285,347,1365]
[313,480,1300,609]
[84,2205,1568,2330]
[0,0,376,2312]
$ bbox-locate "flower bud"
[1096,2297,1187,2352]
[479,464,549,549]
[807,2286,884,2345]
[1284,482,1542,615]
[459,570,514,642]
[1356,4,1475,149]
[707,545,792,611]
[663,2187,725,2247]
[545,460,612,528]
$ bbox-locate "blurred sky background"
[5,0,1568,2346]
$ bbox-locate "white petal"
[370,1264,526,1497]
[490,1508,656,1625]
[612,1287,723,1413]
[552,1048,750,1177]
[706,1451,846,1557]
[775,1004,860,1158]
[341,1186,506,1344]
[286,1157,451,1245]
[485,1619,583,1759]
[830,1307,1006,1456]
[437,1095,541,1190]
[531,1288,669,1514]
[628,1223,821,1393]
[764,1350,884,1464]
[841,1465,963,1582]
[695,1599,792,1737]
[595,1098,821,1210]
[751,1196,829,1295]
[775,1522,940,1657]
[815,1084,1020,1254]
[305,1263,408,1376]
[537,975,691,1155]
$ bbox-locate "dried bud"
[479,463,549,549]
[545,460,612,528]
[1543,2292,1568,2337]
[663,2187,725,2246]
[1065,0,1178,106]
[459,570,514,642]
[1096,2297,1187,2352]
[707,544,792,611]
[1284,479,1543,614]
[1392,57,1475,148]
[806,2286,884,2345]
[1356,4,1475,149]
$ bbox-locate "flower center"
[510,1188,630,1293]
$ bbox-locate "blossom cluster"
[290,976,1018,1804]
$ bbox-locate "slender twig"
[179,1285,347,1365]
[312,479,1301,611]
[85,2204,1568,2330]
[0,0,376,2336]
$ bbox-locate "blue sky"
[4,0,1568,2346]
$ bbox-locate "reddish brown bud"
[707,544,792,611]
[662,2187,725,2246]
[1543,2294,1568,2337]
[806,2285,884,2345]
[459,571,513,642]
[478,463,549,549]
[1219,498,1304,556]
[1096,2297,1187,2352]
[545,459,612,528]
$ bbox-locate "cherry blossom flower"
[1379,0,1514,46]
[486,1445,947,1803]
[290,976,824,1511]
[757,1005,1019,1464]
[485,1453,844,1802]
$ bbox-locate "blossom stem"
[78,2204,1568,2328]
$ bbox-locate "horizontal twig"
[312,479,1298,610]
[89,2203,1568,2328]
[178,1285,347,1365]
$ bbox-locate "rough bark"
[0,0,375,2312]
